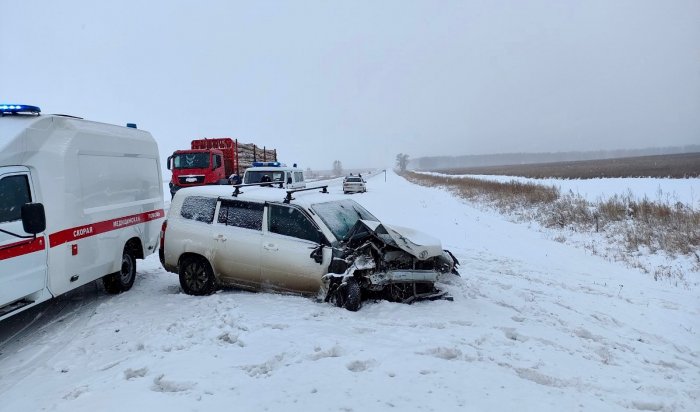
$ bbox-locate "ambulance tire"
[103,247,137,294]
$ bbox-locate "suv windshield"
[345,177,362,182]
[311,199,378,240]
[173,153,210,169]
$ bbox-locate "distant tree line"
[412,145,700,171]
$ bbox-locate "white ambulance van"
[0,104,165,320]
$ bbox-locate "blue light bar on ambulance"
[252,161,283,167]
[0,104,41,114]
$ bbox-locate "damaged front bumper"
[324,268,453,305]
[367,269,453,303]
[366,269,437,286]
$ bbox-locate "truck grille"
[178,175,205,185]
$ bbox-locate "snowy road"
[0,171,698,411]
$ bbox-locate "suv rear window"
[180,196,216,223]
[218,200,264,230]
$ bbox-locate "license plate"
[185,177,197,183]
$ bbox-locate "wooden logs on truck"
[237,142,277,170]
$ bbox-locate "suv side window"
[268,204,320,243]
[180,196,217,223]
[218,200,264,230]
[0,175,31,224]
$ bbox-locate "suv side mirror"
[22,203,46,235]
[167,156,172,170]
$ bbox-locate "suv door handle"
[263,243,278,251]
[214,234,227,242]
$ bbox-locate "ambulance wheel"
[179,256,216,296]
[104,248,136,294]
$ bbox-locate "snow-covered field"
[421,172,700,209]
[1,171,698,411]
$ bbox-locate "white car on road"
[343,175,366,194]
[160,184,458,310]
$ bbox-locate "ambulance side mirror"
[22,203,46,235]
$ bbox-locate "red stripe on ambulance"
[0,237,46,261]
[48,209,165,248]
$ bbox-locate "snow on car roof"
[174,183,346,206]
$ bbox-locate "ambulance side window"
[0,175,31,224]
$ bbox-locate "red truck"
[167,138,276,198]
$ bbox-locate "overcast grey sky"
[2,0,699,170]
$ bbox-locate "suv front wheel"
[334,278,362,312]
[179,256,216,295]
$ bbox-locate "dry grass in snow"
[402,171,700,283]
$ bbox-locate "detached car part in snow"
[161,184,459,311]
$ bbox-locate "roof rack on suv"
[284,185,328,204]
[231,182,329,203]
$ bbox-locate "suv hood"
[348,220,443,260]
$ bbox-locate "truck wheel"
[104,247,136,294]
[335,278,362,312]
[179,256,216,296]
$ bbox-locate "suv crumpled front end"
[323,219,459,309]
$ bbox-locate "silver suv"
[160,184,458,311]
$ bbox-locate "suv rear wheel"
[179,256,216,295]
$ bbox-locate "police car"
[242,161,306,189]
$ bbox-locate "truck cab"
[168,148,228,196]
[167,138,279,198]
[243,162,306,189]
